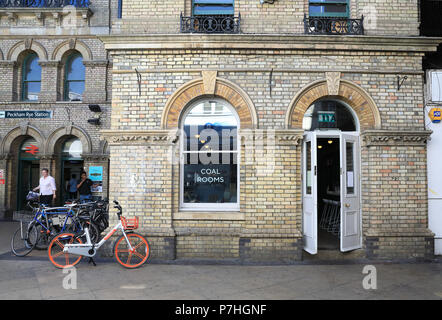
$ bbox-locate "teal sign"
[318,112,336,123]
[88,166,103,182]
[0,110,52,119]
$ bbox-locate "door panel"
[340,133,362,252]
[303,132,317,254]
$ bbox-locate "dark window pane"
[183,153,238,203]
[302,100,356,132]
[306,141,312,195]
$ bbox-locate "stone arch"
[0,48,3,60]
[0,124,45,155]
[52,39,93,61]
[161,77,258,129]
[7,39,48,61]
[285,79,382,131]
[45,125,93,155]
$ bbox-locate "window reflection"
[302,99,356,132]
[181,99,239,207]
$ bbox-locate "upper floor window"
[309,0,349,18]
[22,53,41,101]
[64,53,85,101]
[428,70,442,103]
[192,0,234,16]
[181,98,239,211]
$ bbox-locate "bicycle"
[47,200,150,269]
[11,196,96,257]
[11,202,74,256]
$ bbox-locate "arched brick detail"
[286,80,381,130]
[7,40,48,61]
[52,39,93,61]
[0,125,45,155]
[162,78,257,129]
[45,125,93,155]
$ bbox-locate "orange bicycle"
[47,200,150,269]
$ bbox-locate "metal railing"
[0,0,90,8]
[304,14,364,35]
[180,13,241,34]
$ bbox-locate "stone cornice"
[81,153,109,161]
[100,129,179,145]
[361,130,432,146]
[82,60,109,67]
[0,60,16,67]
[99,34,442,53]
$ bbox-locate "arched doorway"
[17,137,41,210]
[58,136,84,203]
[302,98,361,254]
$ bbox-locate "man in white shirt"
[33,168,56,206]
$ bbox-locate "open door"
[340,133,362,252]
[302,132,318,254]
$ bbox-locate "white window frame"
[428,70,442,103]
[179,98,240,211]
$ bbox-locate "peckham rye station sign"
[0,110,53,119]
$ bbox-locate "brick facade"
[1,0,440,262]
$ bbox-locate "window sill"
[174,211,244,221]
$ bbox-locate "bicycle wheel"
[11,223,38,257]
[33,224,51,250]
[114,233,150,268]
[48,233,83,269]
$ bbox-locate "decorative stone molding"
[361,130,432,146]
[52,39,93,61]
[81,154,109,162]
[326,71,341,95]
[7,39,48,61]
[201,70,217,95]
[100,129,179,145]
[82,60,109,67]
[45,124,93,154]
[0,61,16,67]
[161,77,258,129]
[286,79,382,130]
[38,60,60,67]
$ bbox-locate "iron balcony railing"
[304,14,364,35]
[0,0,90,8]
[180,13,241,34]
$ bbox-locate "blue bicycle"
[11,192,99,257]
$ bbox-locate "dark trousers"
[39,195,53,206]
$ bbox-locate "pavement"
[0,220,441,300]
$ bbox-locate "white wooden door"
[340,133,362,252]
[303,132,318,254]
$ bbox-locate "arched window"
[181,98,239,210]
[302,99,357,132]
[62,137,83,159]
[22,53,41,101]
[64,53,85,101]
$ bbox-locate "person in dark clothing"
[77,171,93,203]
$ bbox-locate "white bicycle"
[47,200,150,269]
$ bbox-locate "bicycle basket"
[26,191,39,201]
[121,216,139,230]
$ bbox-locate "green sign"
[318,112,336,123]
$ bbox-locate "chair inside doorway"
[317,137,340,250]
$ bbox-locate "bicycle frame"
[62,218,133,258]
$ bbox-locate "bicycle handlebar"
[113,200,122,217]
